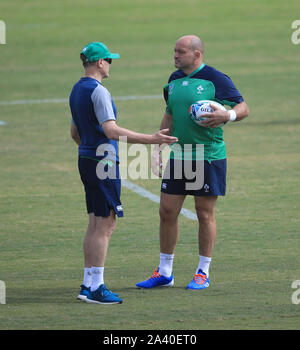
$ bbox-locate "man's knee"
[159,203,178,222]
[195,208,214,224]
[195,203,216,224]
[194,196,217,223]
[94,212,116,237]
[159,194,185,222]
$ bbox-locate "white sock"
[83,267,92,287]
[90,267,104,292]
[196,255,212,277]
[159,252,174,278]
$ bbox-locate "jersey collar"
[185,62,206,78]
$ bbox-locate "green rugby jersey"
[163,63,244,162]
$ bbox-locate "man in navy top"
[69,42,177,304]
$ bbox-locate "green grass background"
[0,0,300,330]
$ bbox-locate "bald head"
[174,35,205,74]
[176,35,205,55]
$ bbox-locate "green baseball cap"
[81,42,120,63]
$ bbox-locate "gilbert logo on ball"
[189,100,226,126]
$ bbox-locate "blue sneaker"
[77,284,91,301]
[186,269,210,290]
[77,284,119,301]
[85,284,123,304]
[136,268,174,289]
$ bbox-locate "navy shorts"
[78,157,123,217]
[161,158,227,196]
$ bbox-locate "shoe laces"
[151,269,161,279]
[194,273,207,285]
[99,284,113,297]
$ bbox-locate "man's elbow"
[70,127,80,145]
[70,130,78,142]
[103,128,116,140]
[102,121,119,140]
[240,102,249,119]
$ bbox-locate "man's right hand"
[152,129,178,145]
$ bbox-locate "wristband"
[228,109,237,121]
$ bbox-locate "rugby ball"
[189,100,227,126]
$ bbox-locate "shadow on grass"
[7,284,223,304]
[7,287,78,304]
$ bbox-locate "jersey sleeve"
[91,85,116,125]
[212,70,244,107]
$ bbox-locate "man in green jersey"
[136,35,249,290]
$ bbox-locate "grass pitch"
[0,0,300,330]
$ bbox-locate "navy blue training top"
[69,77,119,162]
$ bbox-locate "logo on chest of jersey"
[197,85,204,94]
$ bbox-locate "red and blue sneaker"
[136,268,174,289]
[186,269,210,290]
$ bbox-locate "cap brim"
[107,53,120,59]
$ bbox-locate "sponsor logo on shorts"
[116,205,123,212]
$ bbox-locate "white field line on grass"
[0,95,162,106]
[0,94,197,221]
[122,180,197,221]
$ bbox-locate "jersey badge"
[203,184,210,192]
[197,85,204,94]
